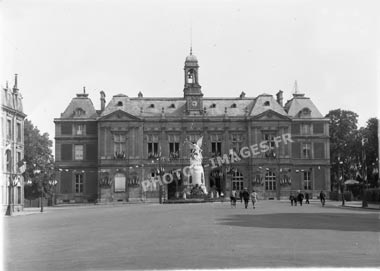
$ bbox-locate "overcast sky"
[1,0,379,142]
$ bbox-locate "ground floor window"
[232,171,244,191]
[114,173,126,192]
[303,171,312,190]
[75,174,84,193]
[265,171,276,191]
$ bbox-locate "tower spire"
[190,23,193,55]
[13,74,18,91]
[294,80,298,94]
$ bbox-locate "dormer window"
[231,103,237,108]
[117,101,123,106]
[169,103,176,108]
[299,107,311,117]
[264,101,270,106]
[74,108,86,117]
[210,103,216,108]
[149,104,155,108]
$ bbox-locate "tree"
[23,119,55,201]
[326,109,361,191]
[362,118,379,187]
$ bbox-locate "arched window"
[265,171,276,191]
[187,69,194,83]
[6,150,11,173]
[232,171,244,191]
[114,173,126,192]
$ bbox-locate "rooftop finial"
[83,86,86,94]
[294,80,298,94]
[190,22,193,55]
[6,81,9,89]
[13,74,18,91]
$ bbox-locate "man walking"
[320,190,326,207]
[251,189,258,209]
[242,188,250,209]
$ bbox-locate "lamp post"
[5,174,20,216]
[339,160,345,206]
[48,180,58,206]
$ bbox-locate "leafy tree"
[23,119,55,200]
[326,109,361,190]
[362,118,379,187]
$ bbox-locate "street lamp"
[338,160,345,206]
[5,174,20,216]
[48,180,58,206]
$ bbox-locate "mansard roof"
[284,93,324,118]
[249,94,288,117]
[100,93,290,118]
[2,86,24,114]
[60,93,98,119]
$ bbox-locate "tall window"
[263,133,276,158]
[16,123,21,142]
[301,124,311,135]
[303,171,312,190]
[168,135,180,158]
[232,171,244,191]
[7,119,12,139]
[147,135,159,158]
[74,145,84,160]
[114,173,126,192]
[75,123,85,135]
[210,134,222,156]
[231,134,243,153]
[75,174,84,193]
[265,171,276,191]
[113,133,126,158]
[302,143,311,159]
[6,150,11,172]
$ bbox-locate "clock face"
[191,100,198,107]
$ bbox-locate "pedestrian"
[289,193,295,206]
[230,190,237,207]
[297,190,304,206]
[320,190,326,207]
[251,189,258,209]
[305,193,310,204]
[239,190,243,203]
[242,188,250,209]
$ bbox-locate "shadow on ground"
[218,213,380,232]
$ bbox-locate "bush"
[364,189,380,203]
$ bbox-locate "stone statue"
[187,137,207,195]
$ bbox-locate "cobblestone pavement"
[4,200,380,270]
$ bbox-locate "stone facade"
[2,74,26,213]
[54,53,330,203]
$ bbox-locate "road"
[4,200,380,270]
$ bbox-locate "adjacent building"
[2,74,26,213]
[54,52,330,203]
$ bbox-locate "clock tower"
[184,48,203,114]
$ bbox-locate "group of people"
[289,190,326,207]
[230,188,258,209]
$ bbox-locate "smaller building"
[2,74,26,214]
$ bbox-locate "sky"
[1,0,379,143]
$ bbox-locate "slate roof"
[284,93,324,118]
[2,87,24,114]
[100,93,291,118]
[60,93,98,119]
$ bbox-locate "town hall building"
[54,52,330,203]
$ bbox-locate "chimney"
[276,90,283,107]
[138,91,143,98]
[239,91,246,99]
[100,91,106,111]
[13,74,19,93]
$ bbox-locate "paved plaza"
[4,200,380,270]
